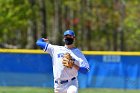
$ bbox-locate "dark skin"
[43,35,80,70]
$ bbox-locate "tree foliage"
[0,0,140,51]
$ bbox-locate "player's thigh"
[67,85,78,93]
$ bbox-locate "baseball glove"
[62,53,74,68]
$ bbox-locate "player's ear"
[73,36,75,40]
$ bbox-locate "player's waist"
[55,77,76,84]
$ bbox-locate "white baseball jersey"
[44,43,89,81]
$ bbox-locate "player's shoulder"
[57,45,65,48]
[51,44,65,49]
[73,47,80,51]
[51,44,61,48]
[72,47,82,53]
[48,44,60,48]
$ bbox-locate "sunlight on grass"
[0,87,140,93]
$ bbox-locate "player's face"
[64,35,75,45]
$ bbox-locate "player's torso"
[51,46,79,80]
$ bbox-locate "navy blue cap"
[64,30,75,37]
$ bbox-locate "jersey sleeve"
[78,51,89,69]
[73,49,90,74]
[44,43,54,56]
[36,38,54,56]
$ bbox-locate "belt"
[55,77,76,84]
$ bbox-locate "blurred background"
[0,0,140,93]
[0,0,140,51]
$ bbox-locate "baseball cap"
[63,30,75,37]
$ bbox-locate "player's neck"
[65,44,74,49]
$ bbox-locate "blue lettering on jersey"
[57,53,64,58]
[57,53,76,61]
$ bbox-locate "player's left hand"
[62,53,74,68]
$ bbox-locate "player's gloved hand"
[62,53,74,68]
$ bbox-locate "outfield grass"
[0,87,140,93]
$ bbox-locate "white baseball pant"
[54,77,78,93]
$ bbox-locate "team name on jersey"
[57,53,64,58]
[57,53,76,62]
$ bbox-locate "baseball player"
[36,30,89,93]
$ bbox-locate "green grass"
[0,87,140,93]
[0,87,53,93]
[79,88,140,93]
